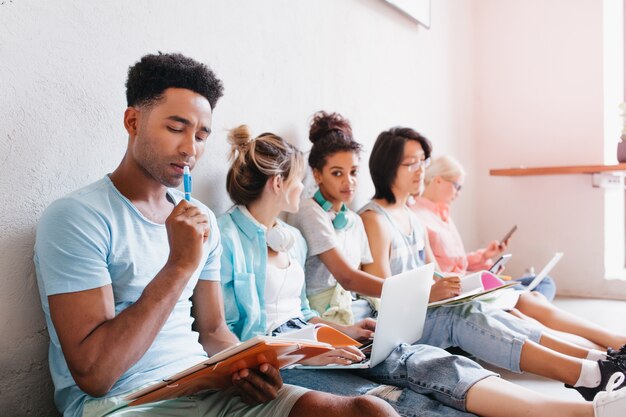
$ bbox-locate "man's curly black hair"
[125,52,224,110]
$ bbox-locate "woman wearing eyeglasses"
[358,128,441,294]
[410,155,626,352]
[410,155,556,299]
[358,127,626,400]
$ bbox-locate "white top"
[264,259,307,333]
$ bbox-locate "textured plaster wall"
[0,0,476,414]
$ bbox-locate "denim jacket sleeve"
[219,231,242,337]
[218,212,266,341]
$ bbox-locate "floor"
[479,297,626,401]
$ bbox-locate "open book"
[124,326,358,406]
[428,270,518,307]
[274,323,360,346]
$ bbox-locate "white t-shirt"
[289,198,373,296]
[265,259,306,332]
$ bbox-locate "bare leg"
[539,332,592,358]
[466,376,591,417]
[289,391,398,417]
[508,308,544,327]
[509,308,605,350]
[516,292,626,349]
[519,340,583,385]
[546,329,606,351]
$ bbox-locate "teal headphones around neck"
[313,189,351,230]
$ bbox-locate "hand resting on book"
[232,363,284,405]
[334,318,376,342]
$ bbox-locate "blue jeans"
[419,300,542,373]
[513,275,557,301]
[283,344,492,416]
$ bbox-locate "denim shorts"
[418,300,542,373]
[283,343,493,416]
[270,317,309,336]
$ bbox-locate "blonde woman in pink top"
[411,155,626,352]
[411,193,501,275]
[410,155,555,297]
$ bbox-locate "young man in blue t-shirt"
[34,52,396,417]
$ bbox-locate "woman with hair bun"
[288,111,387,325]
[218,124,375,360]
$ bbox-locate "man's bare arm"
[192,280,239,355]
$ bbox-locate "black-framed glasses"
[401,158,431,172]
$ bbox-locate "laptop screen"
[525,252,563,291]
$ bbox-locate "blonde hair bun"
[225,125,305,206]
[227,125,253,148]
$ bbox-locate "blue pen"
[433,271,445,279]
[183,166,192,201]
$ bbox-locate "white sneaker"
[594,372,626,417]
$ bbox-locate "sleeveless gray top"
[358,201,426,275]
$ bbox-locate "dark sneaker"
[607,344,626,359]
[566,358,626,401]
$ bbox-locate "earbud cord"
[274,253,290,321]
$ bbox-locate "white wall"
[472,0,626,297]
[0,0,476,414]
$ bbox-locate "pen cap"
[183,166,192,193]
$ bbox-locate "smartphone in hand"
[489,254,512,274]
[500,225,518,247]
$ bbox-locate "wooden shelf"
[490,164,626,177]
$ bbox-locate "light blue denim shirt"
[218,206,318,341]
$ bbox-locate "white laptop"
[523,252,563,291]
[295,263,435,369]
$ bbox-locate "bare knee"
[349,395,398,417]
[517,292,550,314]
[526,291,547,303]
[290,391,397,417]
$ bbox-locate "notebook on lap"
[295,263,435,369]
[479,252,563,309]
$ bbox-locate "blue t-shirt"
[34,176,222,417]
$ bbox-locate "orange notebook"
[125,327,358,406]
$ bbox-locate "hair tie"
[239,137,255,150]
